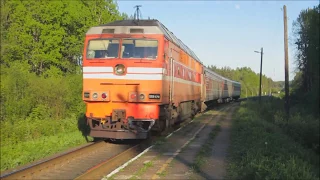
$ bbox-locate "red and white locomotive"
[82,19,241,140]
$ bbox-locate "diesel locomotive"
[82,19,241,140]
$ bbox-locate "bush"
[246,97,319,154]
[1,62,85,123]
[0,62,86,147]
[227,101,319,180]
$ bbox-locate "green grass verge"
[129,160,154,180]
[0,113,93,172]
[226,101,319,180]
[244,97,319,153]
[1,130,92,171]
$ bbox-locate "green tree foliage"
[0,0,127,122]
[208,65,280,98]
[1,0,127,74]
[292,5,320,116]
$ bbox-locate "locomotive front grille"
[88,109,155,133]
[112,109,126,123]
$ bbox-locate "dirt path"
[162,103,237,180]
[193,103,238,179]
[161,107,228,179]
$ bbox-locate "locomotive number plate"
[149,94,161,99]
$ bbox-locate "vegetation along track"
[1,101,240,180]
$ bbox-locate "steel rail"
[1,141,106,180]
[74,142,150,180]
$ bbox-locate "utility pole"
[283,5,290,121]
[254,48,263,103]
[259,48,263,102]
[246,87,247,98]
[269,88,271,96]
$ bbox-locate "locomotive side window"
[121,39,158,59]
[87,39,120,59]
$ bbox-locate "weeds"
[154,136,167,146]
[226,101,319,180]
[1,130,92,171]
[129,161,154,180]
[156,171,166,177]
[246,97,319,154]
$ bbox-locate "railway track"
[1,101,242,180]
[0,140,136,180]
[72,103,229,180]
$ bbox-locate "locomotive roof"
[101,20,160,26]
[89,19,202,64]
[204,67,241,85]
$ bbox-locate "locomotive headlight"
[139,94,145,100]
[92,93,98,99]
[115,64,125,75]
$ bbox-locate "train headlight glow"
[139,94,145,100]
[92,93,98,99]
[115,64,125,75]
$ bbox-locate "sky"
[116,0,319,81]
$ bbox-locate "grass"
[156,171,167,177]
[247,97,319,154]
[153,136,167,146]
[226,100,319,180]
[0,115,93,172]
[0,130,92,171]
[130,161,154,180]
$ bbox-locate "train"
[82,19,241,140]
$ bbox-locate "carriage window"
[87,39,119,59]
[121,39,158,59]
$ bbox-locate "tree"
[292,5,319,115]
[292,5,320,93]
[0,0,128,75]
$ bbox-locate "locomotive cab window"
[87,39,120,59]
[121,39,158,60]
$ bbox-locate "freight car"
[82,19,241,140]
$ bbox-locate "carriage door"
[164,40,174,105]
[201,70,206,102]
[169,54,174,104]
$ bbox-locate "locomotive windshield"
[121,39,158,59]
[86,38,158,60]
[86,39,120,59]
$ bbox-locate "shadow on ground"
[77,113,91,142]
